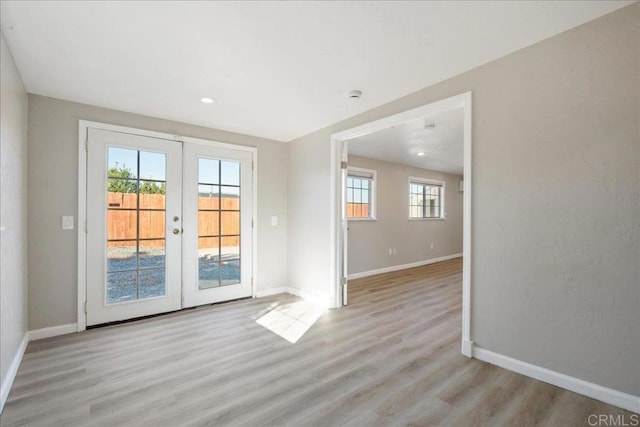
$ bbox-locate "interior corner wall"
[0,32,29,392]
[287,4,639,396]
[347,155,462,275]
[27,95,288,330]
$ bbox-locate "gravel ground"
[107,247,240,303]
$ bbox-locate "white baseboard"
[255,287,296,298]
[347,253,463,280]
[28,323,78,341]
[286,287,334,309]
[0,333,28,413]
[461,339,474,358]
[256,287,333,309]
[1,323,77,412]
[473,346,640,414]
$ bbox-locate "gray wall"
[27,95,288,330]
[0,32,29,392]
[347,155,462,275]
[288,4,639,396]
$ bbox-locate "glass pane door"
[86,128,253,323]
[182,143,253,308]
[106,147,167,303]
[197,158,241,289]
[86,128,182,326]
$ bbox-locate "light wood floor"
[1,258,634,426]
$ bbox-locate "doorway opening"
[330,92,473,356]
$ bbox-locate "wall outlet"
[62,216,74,230]
[430,243,434,249]
[392,248,397,254]
[270,215,278,226]
[388,248,393,255]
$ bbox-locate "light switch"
[62,216,74,230]
[270,215,278,226]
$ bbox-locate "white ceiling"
[0,1,631,142]
[349,107,464,175]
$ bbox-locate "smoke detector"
[347,90,362,99]
[424,121,436,129]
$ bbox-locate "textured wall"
[288,5,639,395]
[0,32,29,392]
[347,155,462,275]
[27,95,288,330]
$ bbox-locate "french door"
[182,143,253,307]
[86,128,253,326]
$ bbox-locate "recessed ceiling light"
[417,152,426,157]
[347,90,362,99]
[200,97,214,104]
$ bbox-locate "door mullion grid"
[218,161,222,288]
[135,150,141,300]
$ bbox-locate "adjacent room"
[345,106,464,282]
[1,1,638,425]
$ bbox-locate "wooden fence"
[107,192,240,249]
[346,203,370,218]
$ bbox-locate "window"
[409,178,444,219]
[347,167,376,220]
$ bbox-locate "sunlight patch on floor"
[256,299,325,343]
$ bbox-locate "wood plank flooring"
[1,258,634,426]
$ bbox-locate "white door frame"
[329,91,473,357]
[77,120,258,331]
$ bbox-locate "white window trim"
[408,176,446,220]
[347,166,377,221]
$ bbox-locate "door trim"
[77,120,258,331]
[328,91,473,357]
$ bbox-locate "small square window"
[409,179,444,219]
